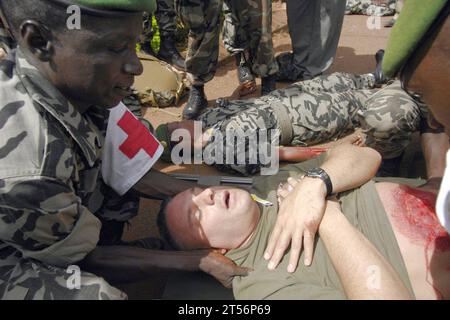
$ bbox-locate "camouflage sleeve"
[0,176,101,267]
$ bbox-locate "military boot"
[261,74,276,96]
[372,49,387,85]
[236,53,256,97]
[182,85,208,120]
[157,35,186,71]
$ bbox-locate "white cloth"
[436,150,450,233]
[102,103,163,196]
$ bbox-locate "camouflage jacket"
[0,50,138,268]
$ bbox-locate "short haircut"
[156,197,182,250]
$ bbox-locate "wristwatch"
[304,168,333,197]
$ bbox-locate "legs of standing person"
[276,0,315,81]
[155,0,186,70]
[277,0,346,81]
[223,0,278,96]
[302,0,346,79]
[222,0,257,97]
[177,0,223,119]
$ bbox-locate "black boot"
[157,35,186,71]
[236,53,256,96]
[372,49,387,85]
[182,85,208,120]
[261,74,276,95]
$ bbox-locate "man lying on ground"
[156,70,445,176]
[158,144,450,299]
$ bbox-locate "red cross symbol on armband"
[117,111,159,159]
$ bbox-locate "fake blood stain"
[391,186,450,299]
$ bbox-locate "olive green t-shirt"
[226,157,415,300]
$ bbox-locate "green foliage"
[151,15,161,53]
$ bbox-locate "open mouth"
[224,191,230,209]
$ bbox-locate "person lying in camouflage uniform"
[0,0,249,300]
[156,71,433,176]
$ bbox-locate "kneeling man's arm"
[319,201,413,300]
[80,246,249,288]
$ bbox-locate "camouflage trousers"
[175,0,223,85]
[199,73,423,175]
[0,247,126,300]
[345,0,397,16]
[222,0,278,77]
[141,0,177,45]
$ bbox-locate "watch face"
[307,168,324,177]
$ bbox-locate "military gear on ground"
[382,0,449,77]
[183,84,208,120]
[130,53,189,108]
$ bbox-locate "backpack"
[132,53,189,108]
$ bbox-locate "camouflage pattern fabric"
[345,0,396,16]
[358,80,425,159]
[141,0,177,47]
[0,49,143,299]
[175,0,223,85]
[222,0,278,77]
[197,73,423,175]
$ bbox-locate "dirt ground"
[118,3,424,299]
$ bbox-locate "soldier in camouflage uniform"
[345,0,397,16]
[222,0,278,97]
[159,72,428,176]
[140,0,185,70]
[0,0,248,300]
[177,0,277,120]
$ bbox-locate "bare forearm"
[80,246,206,284]
[133,169,196,198]
[421,132,449,179]
[319,204,412,300]
[321,145,381,193]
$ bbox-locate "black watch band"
[304,168,333,197]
